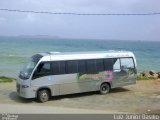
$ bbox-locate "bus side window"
[33,62,51,79]
[113,59,121,72]
[78,60,86,73]
[52,61,60,75]
[52,61,66,75]
[104,58,114,70]
[120,58,134,69]
[96,59,104,72]
[86,60,97,73]
[66,60,78,74]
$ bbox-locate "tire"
[100,83,110,94]
[37,89,50,102]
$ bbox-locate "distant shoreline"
[0,36,160,42]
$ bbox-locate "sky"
[0,0,160,41]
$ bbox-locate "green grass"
[0,76,16,83]
[137,75,157,80]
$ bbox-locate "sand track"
[0,80,160,114]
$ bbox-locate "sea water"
[0,36,159,77]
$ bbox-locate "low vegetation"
[137,70,160,80]
[137,75,156,80]
[0,76,16,83]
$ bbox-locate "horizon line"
[0,35,159,42]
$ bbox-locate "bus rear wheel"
[100,83,110,94]
[37,89,50,102]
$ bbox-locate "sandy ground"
[0,80,160,114]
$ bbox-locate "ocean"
[0,36,160,77]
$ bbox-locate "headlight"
[21,85,29,88]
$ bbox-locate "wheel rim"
[101,84,109,93]
[102,86,107,91]
[41,92,48,102]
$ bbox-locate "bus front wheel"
[37,89,50,102]
[100,83,110,94]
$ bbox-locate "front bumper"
[16,83,36,98]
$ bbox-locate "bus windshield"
[19,54,42,80]
[19,60,37,80]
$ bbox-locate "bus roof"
[38,50,135,61]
